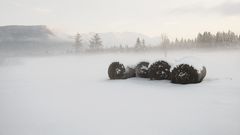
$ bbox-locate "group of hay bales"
[108,58,206,84]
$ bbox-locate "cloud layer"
[170,1,240,16]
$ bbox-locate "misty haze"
[0,0,240,135]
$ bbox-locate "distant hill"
[0,25,71,56]
[0,25,54,42]
[0,25,161,47]
[0,25,162,56]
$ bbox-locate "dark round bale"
[171,64,198,84]
[108,62,126,79]
[171,64,207,84]
[148,60,171,80]
[135,61,150,78]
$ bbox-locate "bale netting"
[135,61,150,78]
[148,60,171,80]
[108,62,126,79]
[171,64,207,84]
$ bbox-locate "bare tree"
[161,34,170,57]
[74,33,82,53]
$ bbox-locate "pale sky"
[1,0,240,39]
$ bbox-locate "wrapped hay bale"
[135,61,150,78]
[148,60,171,80]
[108,62,126,79]
[171,57,207,84]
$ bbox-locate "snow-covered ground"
[0,50,240,135]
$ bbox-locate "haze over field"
[0,0,240,135]
[1,50,240,135]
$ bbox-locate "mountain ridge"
[0,25,161,47]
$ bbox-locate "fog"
[1,0,240,134]
[0,50,240,135]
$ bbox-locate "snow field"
[0,50,240,135]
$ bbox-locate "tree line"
[72,31,240,53]
[172,30,240,48]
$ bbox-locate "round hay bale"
[171,64,198,84]
[171,64,207,84]
[108,62,126,79]
[148,60,171,80]
[171,57,207,84]
[135,61,150,78]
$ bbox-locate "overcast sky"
[0,0,240,39]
